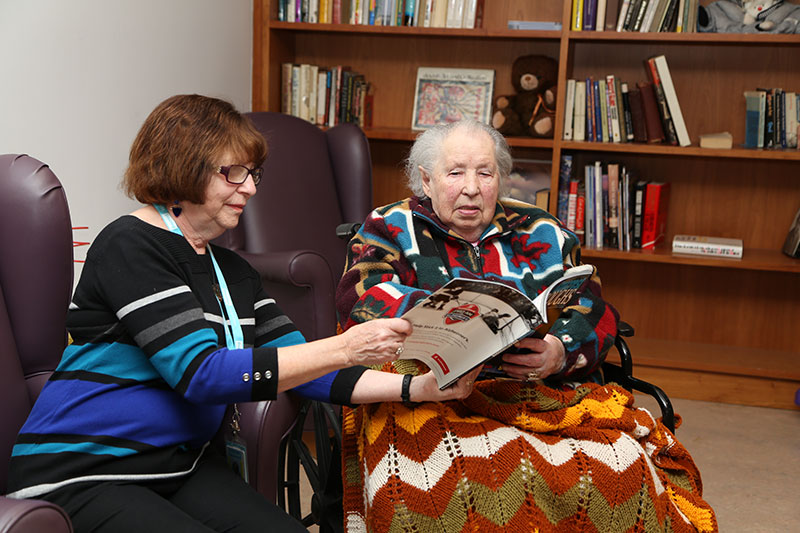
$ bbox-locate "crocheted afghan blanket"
[341,381,717,532]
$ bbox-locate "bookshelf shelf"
[270,20,563,40]
[560,140,800,160]
[581,247,800,273]
[255,0,800,409]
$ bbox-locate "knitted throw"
[342,380,717,532]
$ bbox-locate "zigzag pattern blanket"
[342,381,717,532]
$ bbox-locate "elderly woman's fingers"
[342,318,413,366]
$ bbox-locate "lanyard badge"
[153,204,249,480]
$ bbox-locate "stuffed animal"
[492,55,558,138]
[743,0,783,30]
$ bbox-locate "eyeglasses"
[217,165,263,186]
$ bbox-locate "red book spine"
[640,182,671,249]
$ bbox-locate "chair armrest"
[0,496,72,533]
[237,250,333,289]
[235,393,302,504]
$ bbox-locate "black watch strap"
[401,374,413,404]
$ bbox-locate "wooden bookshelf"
[254,0,800,409]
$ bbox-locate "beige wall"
[0,0,253,284]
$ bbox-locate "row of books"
[556,155,670,251]
[281,63,373,128]
[744,88,800,150]
[562,54,690,147]
[571,0,699,33]
[277,0,484,29]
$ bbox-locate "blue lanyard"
[153,204,244,350]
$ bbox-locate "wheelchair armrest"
[335,222,361,241]
[603,322,676,434]
[0,496,72,533]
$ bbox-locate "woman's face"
[421,127,499,242]
[183,152,258,238]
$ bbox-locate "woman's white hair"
[404,118,513,198]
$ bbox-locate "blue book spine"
[593,81,603,143]
[583,0,597,30]
[586,78,595,142]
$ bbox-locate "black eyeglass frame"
[217,164,263,186]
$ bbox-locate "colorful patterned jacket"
[336,196,619,381]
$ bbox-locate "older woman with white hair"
[335,118,717,532]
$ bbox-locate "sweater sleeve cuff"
[250,347,279,401]
[330,365,368,406]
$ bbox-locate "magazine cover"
[411,67,495,130]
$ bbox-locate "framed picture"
[503,159,552,209]
[411,67,495,130]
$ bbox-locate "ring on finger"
[525,370,539,382]
[395,345,404,356]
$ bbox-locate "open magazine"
[399,264,594,389]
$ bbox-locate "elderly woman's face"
[421,127,499,242]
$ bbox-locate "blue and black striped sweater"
[7,216,364,499]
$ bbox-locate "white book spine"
[672,236,743,258]
[594,161,603,249]
[596,0,608,30]
[640,0,660,32]
[653,55,691,146]
[574,81,586,142]
[446,0,464,28]
[316,70,327,124]
[616,0,631,31]
[563,79,576,141]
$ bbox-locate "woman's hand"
[408,366,482,402]
[499,334,566,381]
[340,318,413,366]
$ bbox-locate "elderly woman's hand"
[408,366,481,402]
[340,318,413,367]
[499,334,566,381]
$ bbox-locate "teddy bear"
[743,0,783,30]
[491,54,558,138]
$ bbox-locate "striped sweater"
[336,196,619,381]
[7,216,364,499]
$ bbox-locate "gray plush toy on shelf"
[698,0,800,33]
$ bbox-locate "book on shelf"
[631,0,650,31]
[596,0,608,30]
[504,159,552,207]
[640,181,670,249]
[586,77,596,142]
[786,91,798,149]
[399,265,595,389]
[445,0,464,28]
[411,67,495,130]
[631,180,647,248]
[557,154,574,224]
[644,57,679,146]
[606,75,622,142]
[672,235,743,259]
[563,79,576,141]
[575,183,586,245]
[583,0,597,30]
[744,90,766,148]
[606,162,621,248]
[762,88,775,148]
[598,79,610,142]
[616,0,631,31]
[620,82,636,142]
[651,55,690,146]
[639,0,660,32]
[574,80,587,141]
[507,20,562,30]
[605,0,623,30]
[637,81,666,143]
[614,77,629,142]
[627,84,648,142]
[572,0,584,31]
[567,179,579,231]
[783,207,800,258]
[699,131,732,149]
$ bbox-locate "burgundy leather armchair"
[0,154,303,530]
[214,112,373,341]
[0,154,74,532]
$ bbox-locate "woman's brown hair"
[123,94,267,204]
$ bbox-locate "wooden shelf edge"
[560,140,800,161]
[567,31,800,45]
[582,247,800,273]
[269,21,562,39]
[363,128,554,148]
[607,337,800,381]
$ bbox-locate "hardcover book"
[652,55,691,146]
[641,181,670,249]
[411,67,495,130]
[744,90,766,148]
[398,265,595,389]
[672,235,743,259]
[637,81,665,143]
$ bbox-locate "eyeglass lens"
[224,165,261,185]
